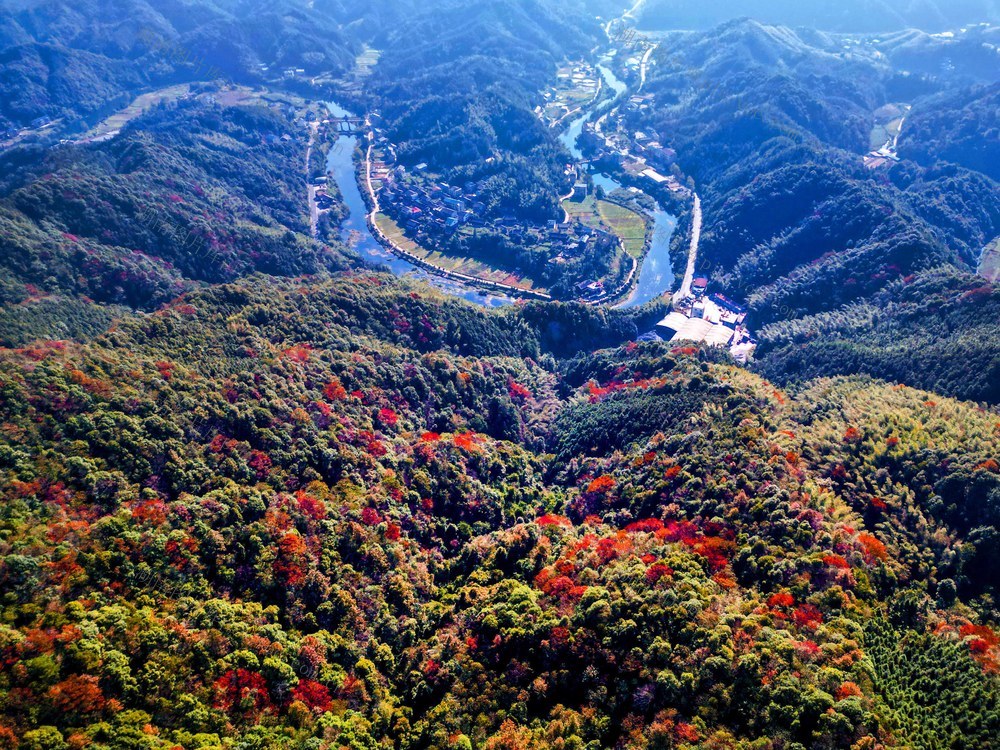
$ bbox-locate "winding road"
[638,43,657,91]
[305,122,319,238]
[335,3,703,309]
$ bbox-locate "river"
[324,102,512,307]
[326,58,675,309]
[558,63,677,308]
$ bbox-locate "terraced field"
[563,195,648,257]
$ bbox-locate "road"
[638,43,657,91]
[305,122,319,238]
[673,192,701,303]
[622,0,646,22]
[889,107,910,151]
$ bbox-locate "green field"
[354,46,382,78]
[868,103,908,150]
[562,196,648,258]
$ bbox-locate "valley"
[353,28,691,307]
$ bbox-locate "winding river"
[324,102,512,307]
[325,58,676,309]
[557,63,676,308]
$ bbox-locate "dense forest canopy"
[1,276,998,750]
[369,0,601,221]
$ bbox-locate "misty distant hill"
[632,0,1000,32]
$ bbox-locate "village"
[314,98,645,303]
[588,95,693,197]
[300,27,756,326]
[1,115,56,149]
[535,61,602,128]
[367,153,626,300]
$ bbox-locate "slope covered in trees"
[632,19,1000,402]
[754,267,1000,403]
[0,273,998,749]
[0,0,360,132]
[0,6,998,749]
[899,82,1000,181]
[368,0,601,221]
[0,99,356,340]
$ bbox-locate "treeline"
[632,0,1000,32]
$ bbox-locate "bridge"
[329,116,364,134]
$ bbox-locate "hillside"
[898,82,1000,181]
[0,274,998,749]
[0,5,999,749]
[0,0,360,132]
[754,267,1000,403]
[369,0,602,221]
[0,98,357,343]
[631,19,1000,402]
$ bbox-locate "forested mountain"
[0,0,361,131]
[0,3,999,749]
[0,274,998,749]
[369,0,602,221]
[755,267,1000,402]
[871,25,1000,83]
[634,19,1000,402]
[0,99,356,340]
[2,0,608,222]
[899,82,1000,180]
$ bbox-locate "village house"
[656,282,755,357]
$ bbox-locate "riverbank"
[322,104,513,307]
[361,142,553,301]
[324,33,681,310]
[561,192,651,305]
[558,65,678,308]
